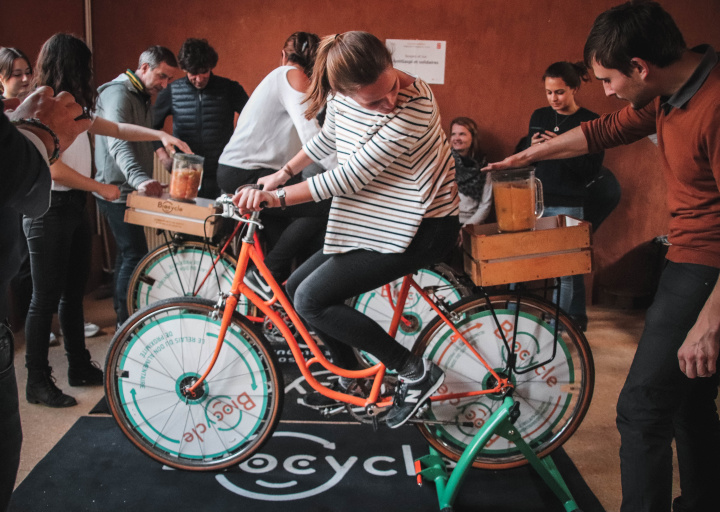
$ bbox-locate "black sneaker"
[300,377,354,409]
[244,267,273,301]
[385,359,444,429]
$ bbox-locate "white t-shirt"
[219,66,335,171]
[51,130,91,192]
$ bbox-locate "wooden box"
[462,215,592,287]
[124,191,220,237]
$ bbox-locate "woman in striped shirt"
[234,31,459,428]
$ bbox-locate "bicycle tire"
[105,297,283,471]
[350,264,472,366]
[127,240,249,316]
[413,293,594,469]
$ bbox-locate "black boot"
[26,367,77,408]
[67,350,104,386]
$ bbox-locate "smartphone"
[530,126,546,135]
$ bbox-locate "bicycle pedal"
[319,405,347,417]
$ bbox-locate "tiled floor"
[11,296,684,511]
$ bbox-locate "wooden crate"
[463,215,592,287]
[124,191,220,237]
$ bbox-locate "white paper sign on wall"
[386,39,446,85]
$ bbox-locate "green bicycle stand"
[416,395,580,512]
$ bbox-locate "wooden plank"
[124,208,218,237]
[126,191,219,221]
[463,215,591,261]
[466,249,592,287]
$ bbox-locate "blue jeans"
[617,261,720,512]
[286,216,460,370]
[23,191,91,372]
[543,206,586,319]
[96,199,148,324]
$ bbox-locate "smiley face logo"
[215,430,357,501]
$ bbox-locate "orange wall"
[3,0,720,299]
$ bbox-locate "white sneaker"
[84,322,101,338]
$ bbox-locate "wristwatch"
[275,187,287,210]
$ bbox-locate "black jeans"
[286,216,460,370]
[0,323,21,512]
[616,261,720,512]
[96,198,148,325]
[23,191,92,372]
[217,163,330,280]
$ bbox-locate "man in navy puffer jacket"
[153,38,249,199]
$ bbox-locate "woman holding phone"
[234,31,459,428]
[521,61,604,330]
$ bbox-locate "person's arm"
[463,178,494,225]
[678,277,720,378]
[232,178,314,212]
[49,158,120,201]
[257,148,315,192]
[90,116,191,154]
[1,110,51,217]
[483,125,591,171]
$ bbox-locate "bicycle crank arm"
[406,418,475,428]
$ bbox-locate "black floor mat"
[43,348,604,511]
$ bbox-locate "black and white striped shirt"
[304,77,459,254]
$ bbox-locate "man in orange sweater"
[485,2,720,511]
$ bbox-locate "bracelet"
[11,118,61,165]
[281,164,294,179]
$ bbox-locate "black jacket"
[152,74,249,177]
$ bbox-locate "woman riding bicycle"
[234,31,460,429]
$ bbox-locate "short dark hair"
[138,45,178,70]
[177,38,218,74]
[584,1,686,76]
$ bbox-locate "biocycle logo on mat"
[214,371,422,501]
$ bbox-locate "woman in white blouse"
[234,31,459,429]
[24,34,189,408]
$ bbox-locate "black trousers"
[616,261,720,512]
[23,191,92,371]
[217,163,330,280]
[0,323,21,512]
[286,216,460,370]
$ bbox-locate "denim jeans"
[286,216,460,370]
[616,261,720,512]
[96,198,148,324]
[543,206,586,318]
[23,191,92,371]
[0,323,21,512]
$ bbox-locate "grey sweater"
[94,72,155,202]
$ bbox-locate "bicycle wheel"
[350,264,472,366]
[413,293,594,469]
[105,297,283,471]
[127,240,249,316]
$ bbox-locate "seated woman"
[25,34,189,407]
[520,61,604,330]
[235,31,459,428]
[218,32,335,290]
[450,117,493,226]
